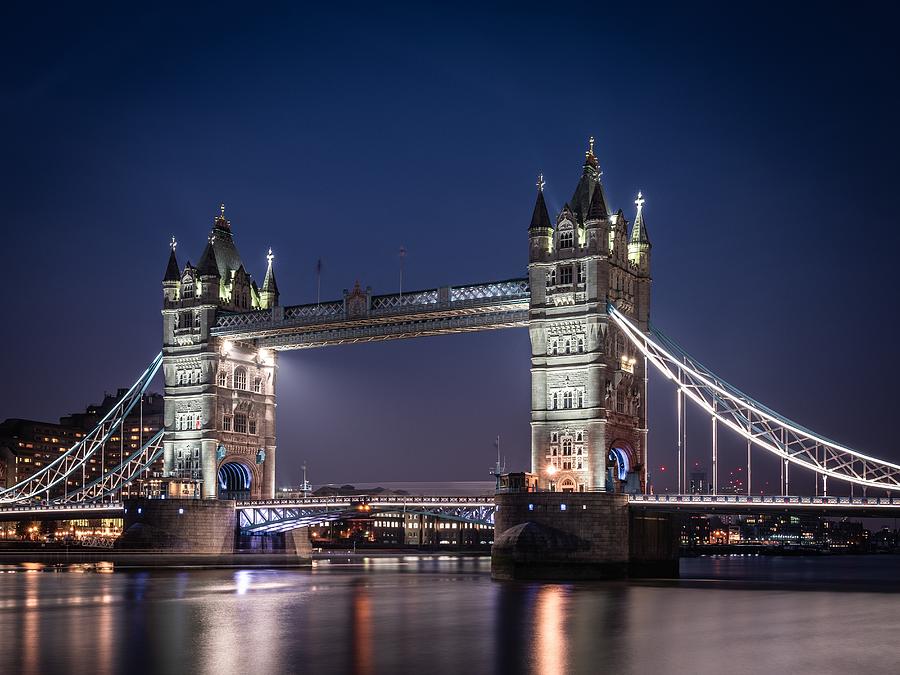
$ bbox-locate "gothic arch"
[217,457,259,499]
[607,440,636,482]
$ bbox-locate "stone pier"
[491,492,678,580]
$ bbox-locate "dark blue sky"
[2,3,899,492]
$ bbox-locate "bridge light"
[222,340,233,355]
[547,464,558,476]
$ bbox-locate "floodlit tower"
[528,138,651,493]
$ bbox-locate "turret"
[528,174,553,262]
[163,236,180,304]
[259,248,280,309]
[627,191,651,275]
[584,183,608,254]
[196,236,221,303]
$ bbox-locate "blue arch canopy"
[218,462,252,493]
[608,447,631,481]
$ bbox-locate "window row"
[550,336,585,355]
[548,456,584,471]
[217,367,263,393]
[550,390,586,410]
[175,413,202,431]
[547,264,586,287]
[222,413,258,435]
[549,440,585,457]
[550,431,584,443]
[177,369,202,385]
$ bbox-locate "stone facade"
[528,141,651,493]
[118,498,237,553]
[492,492,678,580]
[161,207,279,499]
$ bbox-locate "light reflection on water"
[0,555,899,674]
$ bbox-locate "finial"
[536,173,545,192]
[267,247,274,265]
[635,191,645,210]
[170,236,177,252]
[220,203,225,218]
[588,135,595,155]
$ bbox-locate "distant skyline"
[2,3,899,491]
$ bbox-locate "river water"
[1,555,899,675]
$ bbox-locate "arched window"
[552,392,558,410]
[577,391,584,408]
[248,417,257,435]
[559,230,574,248]
[562,438,573,456]
[217,370,227,387]
[563,391,573,409]
[173,314,180,330]
[547,269,556,286]
[577,337,585,353]
[234,368,247,391]
[194,311,201,327]
[564,339,571,354]
[253,377,262,393]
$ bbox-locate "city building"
[0,390,164,498]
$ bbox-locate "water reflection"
[534,585,569,675]
[1,557,900,674]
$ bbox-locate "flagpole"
[316,258,322,306]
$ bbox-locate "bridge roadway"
[210,278,530,349]
[4,494,900,527]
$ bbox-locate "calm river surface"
[1,555,899,675]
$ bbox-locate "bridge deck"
[210,278,530,348]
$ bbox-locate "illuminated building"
[0,390,164,497]
[528,139,650,493]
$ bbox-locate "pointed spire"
[214,202,231,232]
[571,136,602,221]
[529,174,552,231]
[630,191,650,245]
[262,247,279,295]
[586,181,608,222]
[163,237,180,282]
[197,237,220,277]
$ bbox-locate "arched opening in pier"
[218,461,252,500]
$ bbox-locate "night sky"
[3,3,899,492]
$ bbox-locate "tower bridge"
[2,138,899,577]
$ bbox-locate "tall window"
[559,230,574,248]
[217,370,227,387]
[248,418,257,435]
[234,368,247,391]
[253,377,262,393]
[547,269,556,286]
[194,311,201,327]
[577,337,585,353]
[578,263,586,284]
[563,391,573,409]
[559,266,573,285]
[234,413,247,434]
[552,392,558,410]
[562,438,573,456]
[222,415,232,432]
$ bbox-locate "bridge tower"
[528,139,651,493]
[161,206,278,499]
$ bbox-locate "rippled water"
[1,555,899,674]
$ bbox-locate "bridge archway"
[607,441,639,494]
[218,460,254,500]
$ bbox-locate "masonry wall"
[117,498,236,554]
[492,492,678,580]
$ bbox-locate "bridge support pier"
[491,492,679,581]
[117,498,237,554]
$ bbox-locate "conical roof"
[630,192,650,245]
[262,249,279,294]
[529,184,552,231]
[197,239,220,277]
[586,181,608,222]
[163,247,180,282]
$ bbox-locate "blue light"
[528,503,534,511]
[178,508,184,515]
[137,507,142,514]
[560,503,567,511]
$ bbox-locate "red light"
[659,466,666,471]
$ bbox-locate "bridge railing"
[213,278,530,334]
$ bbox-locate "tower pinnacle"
[170,236,177,252]
[537,173,545,193]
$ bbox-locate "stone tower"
[161,206,278,499]
[528,139,651,493]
